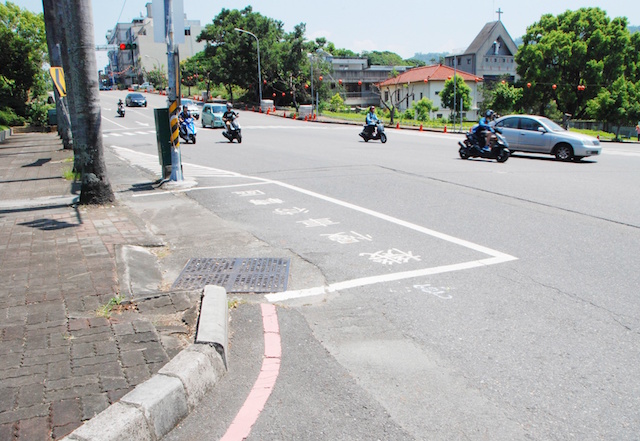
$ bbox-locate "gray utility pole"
[165,0,183,181]
[453,56,457,132]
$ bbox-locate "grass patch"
[62,168,80,181]
[97,295,126,318]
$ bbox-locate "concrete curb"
[62,286,228,441]
[0,128,10,143]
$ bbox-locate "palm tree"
[61,0,114,204]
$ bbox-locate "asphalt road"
[100,90,640,440]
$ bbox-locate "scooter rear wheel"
[496,149,509,163]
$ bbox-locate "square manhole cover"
[172,257,290,293]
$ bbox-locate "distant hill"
[630,25,639,34]
[412,52,449,64]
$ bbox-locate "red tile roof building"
[376,64,483,121]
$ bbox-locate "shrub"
[329,93,345,112]
[27,99,54,127]
[0,107,24,126]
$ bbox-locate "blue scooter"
[179,117,197,144]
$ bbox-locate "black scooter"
[458,127,510,162]
[359,122,387,143]
[222,118,242,143]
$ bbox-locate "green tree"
[587,77,638,140]
[0,2,47,124]
[412,97,435,121]
[489,81,523,115]
[144,67,167,90]
[440,75,472,120]
[198,7,287,103]
[363,50,404,66]
[516,8,633,118]
[329,93,345,112]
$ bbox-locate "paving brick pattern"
[0,133,195,440]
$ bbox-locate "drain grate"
[172,257,290,293]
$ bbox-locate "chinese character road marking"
[321,231,373,244]
[413,284,453,299]
[249,198,284,205]
[297,218,340,228]
[273,207,309,215]
[360,248,421,265]
[234,190,266,197]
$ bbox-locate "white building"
[377,64,483,120]
[105,3,205,87]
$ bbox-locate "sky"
[15,0,640,70]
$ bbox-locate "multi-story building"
[105,3,205,87]
[322,56,413,107]
[443,19,519,84]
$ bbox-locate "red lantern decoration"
[423,78,428,83]
[447,76,452,80]
[282,92,285,97]
[264,80,267,85]
[272,93,276,97]
[527,82,532,88]
[305,84,309,89]
[552,84,557,90]
[501,80,506,84]
[338,79,343,85]
[319,76,323,81]
[358,80,362,86]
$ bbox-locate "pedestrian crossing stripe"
[103,130,156,138]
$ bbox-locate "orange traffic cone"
[419,124,423,131]
[396,123,400,129]
[444,125,447,133]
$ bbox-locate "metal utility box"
[154,108,172,179]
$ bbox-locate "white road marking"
[110,146,518,301]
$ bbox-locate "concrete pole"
[165,0,183,181]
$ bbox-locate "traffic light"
[119,43,137,51]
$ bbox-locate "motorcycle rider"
[117,99,124,114]
[473,109,496,151]
[363,106,380,137]
[222,102,239,131]
[178,104,192,136]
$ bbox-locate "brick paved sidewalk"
[0,132,196,440]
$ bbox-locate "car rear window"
[497,117,519,129]
[520,118,542,131]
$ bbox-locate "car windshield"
[130,93,144,99]
[212,105,226,113]
[538,116,565,132]
[182,99,195,106]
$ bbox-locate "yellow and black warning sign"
[169,100,180,149]
[49,67,66,97]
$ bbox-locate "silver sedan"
[492,115,601,161]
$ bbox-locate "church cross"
[496,8,503,21]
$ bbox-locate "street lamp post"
[144,54,160,70]
[234,28,262,104]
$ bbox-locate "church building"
[443,14,519,83]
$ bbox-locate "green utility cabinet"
[154,108,172,179]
